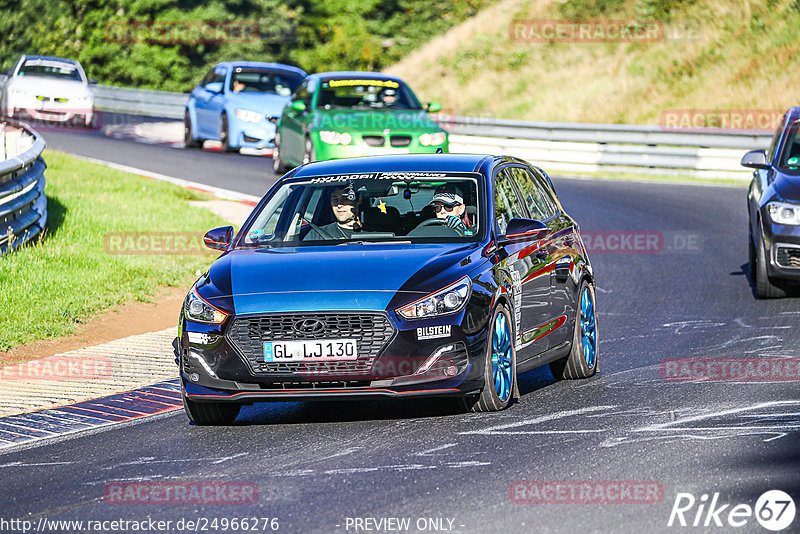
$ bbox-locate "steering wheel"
[302,217,336,239]
[416,218,448,229]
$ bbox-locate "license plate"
[263,339,357,362]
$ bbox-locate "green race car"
[272,71,448,172]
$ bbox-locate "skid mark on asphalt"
[458,405,616,435]
[601,401,800,447]
[0,380,182,451]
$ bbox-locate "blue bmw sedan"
[184,61,307,152]
[744,107,800,298]
[177,154,598,425]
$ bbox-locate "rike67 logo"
[668,490,795,531]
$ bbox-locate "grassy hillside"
[385,0,800,124]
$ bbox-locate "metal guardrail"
[0,120,47,253]
[92,84,770,179]
[93,85,188,120]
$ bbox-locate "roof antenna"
[436,148,443,154]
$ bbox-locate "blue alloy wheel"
[580,286,597,369]
[492,311,513,402]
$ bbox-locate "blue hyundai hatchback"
[184,61,307,152]
[177,154,598,425]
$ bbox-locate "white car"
[1,55,95,127]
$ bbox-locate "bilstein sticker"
[417,325,452,340]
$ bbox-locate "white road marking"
[415,443,457,456]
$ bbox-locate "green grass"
[386,0,800,125]
[0,150,227,353]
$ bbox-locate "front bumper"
[230,118,276,149]
[177,310,487,403]
[314,136,449,161]
[761,215,800,281]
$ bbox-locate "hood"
[313,108,441,133]
[771,171,800,203]
[205,242,486,315]
[10,76,91,98]
[226,91,291,114]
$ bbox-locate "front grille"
[227,313,395,377]
[390,135,412,147]
[362,135,385,147]
[776,246,800,268]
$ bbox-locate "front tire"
[184,110,200,148]
[302,136,315,164]
[182,391,240,426]
[550,280,598,380]
[459,304,516,412]
[272,132,286,173]
[220,113,236,153]
[754,229,787,299]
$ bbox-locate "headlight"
[767,202,800,225]
[319,131,352,145]
[397,277,472,320]
[11,87,32,97]
[73,95,93,104]
[184,287,228,324]
[235,108,263,123]
[419,132,447,146]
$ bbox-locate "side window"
[510,167,557,221]
[201,69,216,86]
[292,79,315,108]
[494,168,526,234]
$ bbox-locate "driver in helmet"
[429,184,470,235]
[305,184,363,240]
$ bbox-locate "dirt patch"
[0,285,189,366]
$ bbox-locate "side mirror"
[741,149,770,169]
[89,78,98,85]
[205,81,223,94]
[290,100,306,112]
[427,102,442,113]
[203,226,234,250]
[498,218,547,245]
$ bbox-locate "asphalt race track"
[2,122,799,533]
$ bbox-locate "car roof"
[20,55,80,65]
[308,71,406,83]
[290,154,497,178]
[217,61,307,77]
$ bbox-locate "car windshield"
[229,68,303,96]
[777,120,800,173]
[241,172,483,248]
[316,78,422,110]
[18,59,83,82]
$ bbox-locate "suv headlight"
[319,131,352,145]
[397,277,472,319]
[419,132,447,146]
[767,202,800,225]
[235,108,263,123]
[184,287,228,324]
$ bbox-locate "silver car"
[1,55,96,127]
